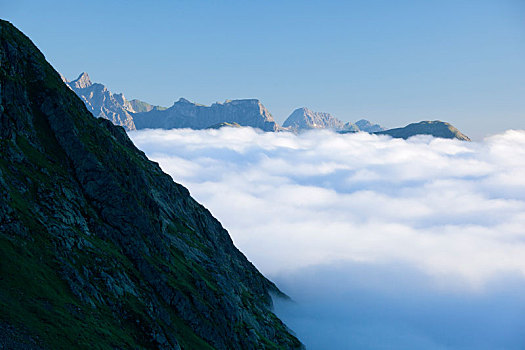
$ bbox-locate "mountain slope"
[134,98,280,131]
[376,120,470,140]
[0,20,301,350]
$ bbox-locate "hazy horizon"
[3,0,525,139]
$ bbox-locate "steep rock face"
[134,98,280,132]
[283,107,345,131]
[0,20,302,350]
[376,120,470,140]
[62,73,166,131]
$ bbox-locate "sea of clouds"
[130,128,525,349]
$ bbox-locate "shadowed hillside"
[0,20,302,350]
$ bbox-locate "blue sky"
[2,0,524,138]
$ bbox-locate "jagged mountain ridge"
[133,98,281,132]
[63,74,281,132]
[282,108,386,134]
[62,72,137,131]
[62,73,166,131]
[0,19,302,350]
[63,74,468,140]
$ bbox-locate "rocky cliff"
[376,120,470,140]
[133,98,280,132]
[0,20,302,350]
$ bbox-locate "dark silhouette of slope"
[0,20,302,350]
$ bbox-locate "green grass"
[166,309,215,350]
[0,233,140,349]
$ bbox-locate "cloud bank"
[129,128,525,349]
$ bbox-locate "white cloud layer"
[130,128,525,349]
[130,128,525,286]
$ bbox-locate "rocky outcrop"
[376,120,470,140]
[283,107,346,131]
[134,98,280,132]
[0,20,302,350]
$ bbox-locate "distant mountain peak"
[376,120,470,141]
[297,106,312,113]
[355,119,386,132]
[283,107,344,131]
[355,119,371,126]
[176,97,192,104]
[70,71,92,89]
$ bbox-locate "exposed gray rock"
[68,72,92,89]
[283,107,345,131]
[62,74,469,143]
[134,98,281,132]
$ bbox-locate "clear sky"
[2,0,524,139]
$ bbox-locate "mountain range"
[133,98,280,132]
[282,107,387,133]
[62,74,469,140]
[0,20,302,349]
